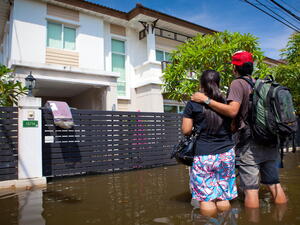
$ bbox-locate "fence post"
[17,96,46,188]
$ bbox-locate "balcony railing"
[139,27,191,43]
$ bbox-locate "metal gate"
[42,109,181,177]
[0,107,18,181]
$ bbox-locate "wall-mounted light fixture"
[25,71,36,97]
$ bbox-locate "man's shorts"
[237,140,280,190]
[190,148,237,202]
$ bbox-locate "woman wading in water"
[182,70,237,216]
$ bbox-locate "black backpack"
[238,75,298,144]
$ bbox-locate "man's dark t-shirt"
[183,101,234,156]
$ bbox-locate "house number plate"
[23,120,38,128]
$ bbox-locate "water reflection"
[191,208,239,225]
[19,190,45,225]
[0,152,299,225]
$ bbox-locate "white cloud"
[259,31,291,49]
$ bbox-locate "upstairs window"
[156,50,171,62]
[112,39,126,96]
[47,21,76,50]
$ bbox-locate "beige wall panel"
[156,36,182,48]
[46,48,79,67]
[110,24,126,36]
[117,99,130,111]
[47,4,79,22]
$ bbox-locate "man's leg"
[238,161,260,208]
[237,137,261,208]
[260,160,287,204]
[244,189,259,208]
[267,183,287,204]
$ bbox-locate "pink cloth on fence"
[46,101,74,129]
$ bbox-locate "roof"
[51,0,217,34]
[264,56,285,65]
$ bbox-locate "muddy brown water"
[0,152,300,225]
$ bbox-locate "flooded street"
[1,152,300,225]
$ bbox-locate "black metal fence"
[0,107,18,181]
[42,109,181,177]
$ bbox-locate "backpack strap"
[236,76,255,88]
[265,74,274,82]
[235,76,256,127]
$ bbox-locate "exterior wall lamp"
[25,72,36,97]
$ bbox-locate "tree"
[162,31,270,102]
[0,65,27,106]
[279,32,300,64]
[272,32,300,114]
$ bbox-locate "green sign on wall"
[23,120,38,128]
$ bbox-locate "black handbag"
[170,127,201,166]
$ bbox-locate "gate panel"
[0,107,18,181]
[42,109,181,177]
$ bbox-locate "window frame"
[111,38,127,98]
[156,49,171,62]
[46,21,77,51]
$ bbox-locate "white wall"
[135,84,164,112]
[103,22,111,72]
[10,0,46,65]
[78,13,104,70]
[127,27,147,91]
[127,28,147,69]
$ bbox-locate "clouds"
[260,29,292,59]
[163,1,295,59]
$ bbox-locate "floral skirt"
[190,148,237,202]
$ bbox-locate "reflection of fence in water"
[42,109,182,177]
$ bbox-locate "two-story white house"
[0,0,281,112]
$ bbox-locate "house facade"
[0,0,281,112]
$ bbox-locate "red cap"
[231,51,253,66]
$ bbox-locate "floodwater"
[1,152,300,225]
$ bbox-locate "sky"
[88,0,300,60]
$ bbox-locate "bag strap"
[236,76,255,88]
[193,124,203,137]
[264,74,274,82]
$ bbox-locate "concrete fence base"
[0,177,47,191]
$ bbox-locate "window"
[47,21,76,50]
[156,50,171,62]
[164,105,184,114]
[111,39,126,96]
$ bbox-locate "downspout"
[7,0,14,68]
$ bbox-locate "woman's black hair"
[200,70,226,134]
[235,62,254,76]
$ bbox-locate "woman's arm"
[182,117,193,136]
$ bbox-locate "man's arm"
[191,92,240,118]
